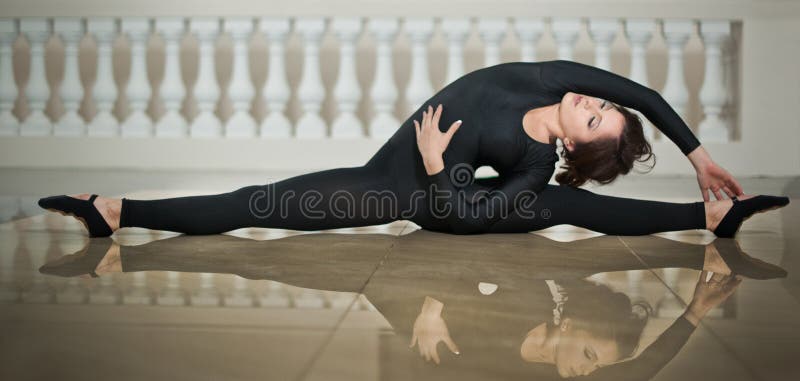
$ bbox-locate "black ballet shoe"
[711,238,788,280]
[38,194,113,237]
[712,195,790,238]
[38,237,114,278]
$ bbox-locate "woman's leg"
[487,184,706,235]
[119,164,401,235]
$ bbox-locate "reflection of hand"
[409,296,460,364]
[683,270,742,326]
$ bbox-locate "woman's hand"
[409,296,460,364]
[688,146,744,201]
[683,270,742,326]
[414,103,463,175]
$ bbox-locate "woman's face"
[559,92,626,152]
[554,319,621,378]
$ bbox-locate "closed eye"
[588,100,610,129]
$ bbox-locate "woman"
[38,230,755,379]
[38,60,789,237]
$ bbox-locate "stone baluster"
[588,18,618,71]
[54,18,85,136]
[192,272,219,306]
[154,18,188,137]
[123,272,150,304]
[189,17,222,137]
[156,271,185,305]
[224,17,257,138]
[515,18,545,63]
[226,275,254,307]
[624,18,657,139]
[477,17,506,67]
[330,17,364,138]
[0,19,19,136]
[550,18,581,61]
[295,17,327,138]
[259,280,290,308]
[87,18,119,136]
[698,20,731,142]
[120,18,153,137]
[661,19,693,120]
[259,17,291,138]
[403,17,434,114]
[20,18,52,136]
[367,17,399,139]
[440,17,470,84]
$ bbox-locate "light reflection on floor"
[0,171,798,381]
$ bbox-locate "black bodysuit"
[119,60,706,235]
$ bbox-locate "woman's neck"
[523,103,564,144]
[520,322,557,363]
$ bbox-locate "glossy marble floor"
[0,170,798,381]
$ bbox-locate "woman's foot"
[39,193,122,235]
[704,194,790,236]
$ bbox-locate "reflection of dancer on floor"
[39,60,789,237]
[40,232,768,380]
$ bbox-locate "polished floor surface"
[0,170,799,380]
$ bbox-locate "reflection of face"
[559,92,626,152]
[554,318,621,378]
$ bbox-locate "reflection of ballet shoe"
[711,238,787,280]
[38,237,114,278]
[713,195,790,238]
[38,194,113,237]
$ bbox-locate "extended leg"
[119,164,401,235]
[487,184,706,235]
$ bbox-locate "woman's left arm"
[537,60,744,200]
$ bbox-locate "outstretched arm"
[415,104,552,234]
[576,271,742,381]
[537,60,743,200]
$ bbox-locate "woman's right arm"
[578,271,742,381]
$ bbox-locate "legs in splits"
[487,184,707,235]
[118,164,400,235]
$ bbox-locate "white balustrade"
[0,19,17,136]
[551,17,581,61]
[54,18,85,136]
[403,17,434,114]
[189,17,222,138]
[624,18,657,139]
[367,17,399,139]
[87,18,119,136]
[330,17,364,138]
[515,18,544,63]
[20,18,52,136]
[121,17,153,137]
[441,18,469,85]
[478,18,507,67]
[294,17,326,138]
[154,17,187,137]
[224,17,257,138]
[698,20,731,142]
[0,14,756,175]
[588,18,617,71]
[661,20,693,120]
[259,17,291,138]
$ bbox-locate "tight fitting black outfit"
[119,60,706,235]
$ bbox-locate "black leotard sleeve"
[426,156,554,234]
[576,315,697,381]
[540,60,701,155]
